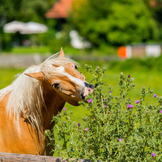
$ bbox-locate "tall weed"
[46,65,162,161]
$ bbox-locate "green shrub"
[109,55,162,72]
[70,0,157,47]
[46,65,162,161]
[0,32,13,52]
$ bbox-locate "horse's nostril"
[88,84,94,89]
[84,82,89,87]
[84,82,94,89]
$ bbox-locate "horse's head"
[25,48,93,106]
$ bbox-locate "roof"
[45,0,75,18]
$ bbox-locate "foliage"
[11,46,50,54]
[70,0,157,47]
[0,33,12,51]
[144,0,162,24]
[109,55,162,72]
[46,65,162,161]
[47,25,71,54]
[0,0,54,51]
[0,0,53,24]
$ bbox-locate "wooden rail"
[0,152,90,162]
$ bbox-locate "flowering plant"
[46,65,162,161]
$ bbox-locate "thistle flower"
[104,105,107,108]
[152,153,156,157]
[118,138,122,142]
[109,91,112,93]
[153,94,157,98]
[135,100,139,104]
[88,99,92,103]
[63,107,67,111]
[128,74,130,78]
[85,128,89,131]
[160,110,162,113]
[127,104,133,108]
[78,123,81,126]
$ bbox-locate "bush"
[70,0,157,47]
[109,55,162,72]
[46,65,162,161]
[0,32,13,52]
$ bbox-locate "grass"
[4,46,50,55]
[1,64,162,123]
[2,46,117,57]
[0,68,24,88]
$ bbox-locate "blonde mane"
[0,54,77,134]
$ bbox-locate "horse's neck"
[42,84,65,130]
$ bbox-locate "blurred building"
[45,0,91,49]
[117,44,162,59]
[45,0,74,31]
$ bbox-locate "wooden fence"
[0,152,90,162]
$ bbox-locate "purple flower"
[127,104,133,108]
[128,74,130,78]
[135,100,139,104]
[88,99,92,103]
[153,94,157,98]
[120,92,122,95]
[118,138,122,142]
[96,66,98,68]
[105,99,107,101]
[109,91,112,93]
[85,128,89,131]
[152,153,156,157]
[78,123,81,126]
[63,107,67,111]
[160,110,162,113]
[104,105,107,108]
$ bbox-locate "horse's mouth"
[81,93,85,101]
[81,85,94,101]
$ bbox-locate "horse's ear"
[58,47,65,57]
[24,72,44,81]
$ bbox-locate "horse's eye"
[52,83,59,89]
[75,65,78,70]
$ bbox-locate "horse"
[0,48,93,156]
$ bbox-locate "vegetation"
[0,0,54,51]
[1,0,162,53]
[0,0,53,24]
[70,0,157,47]
[1,56,162,123]
[46,65,162,161]
[11,46,50,54]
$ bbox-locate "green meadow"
[1,59,162,123]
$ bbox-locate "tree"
[145,0,162,41]
[70,0,158,46]
[0,0,54,51]
[0,0,54,25]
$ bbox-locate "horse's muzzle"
[83,82,94,97]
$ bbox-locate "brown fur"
[0,49,89,155]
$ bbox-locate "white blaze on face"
[55,66,85,88]
[54,66,94,97]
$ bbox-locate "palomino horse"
[0,48,93,155]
